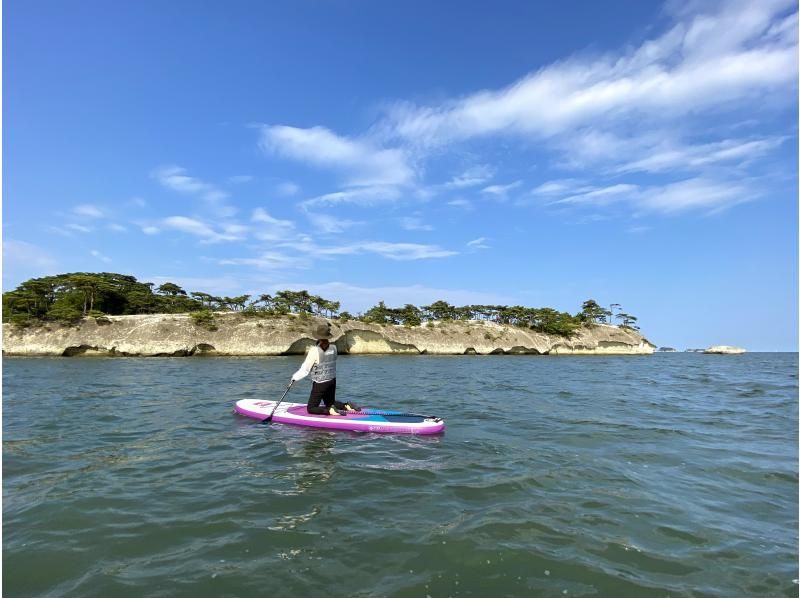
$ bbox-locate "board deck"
[234,399,445,434]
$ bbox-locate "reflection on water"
[273,431,337,496]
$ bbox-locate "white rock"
[704,345,746,354]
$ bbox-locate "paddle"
[261,381,294,424]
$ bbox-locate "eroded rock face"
[2,314,656,357]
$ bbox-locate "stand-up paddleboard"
[234,399,445,435]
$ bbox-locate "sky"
[3,0,798,351]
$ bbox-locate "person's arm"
[291,346,319,382]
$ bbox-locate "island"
[2,272,656,357]
[703,345,746,354]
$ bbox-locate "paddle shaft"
[261,381,293,423]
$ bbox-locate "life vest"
[310,344,337,383]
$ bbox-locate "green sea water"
[3,353,798,597]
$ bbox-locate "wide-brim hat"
[312,323,333,340]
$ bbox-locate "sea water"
[3,353,797,596]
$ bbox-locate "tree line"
[2,272,639,336]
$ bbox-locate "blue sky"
[4,0,798,351]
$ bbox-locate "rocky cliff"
[2,314,656,357]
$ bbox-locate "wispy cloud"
[277,239,457,261]
[319,241,457,261]
[638,177,757,214]
[441,165,495,189]
[300,185,403,208]
[276,181,300,196]
[380,1,796,148]
[251,208,295,241]
[73,203,105,218]
[530,179,589,196]
[399,216,434,231]
[260,125,414,187]
[447,198,474,210]
[467,237,490,250]
[305,212,361,234]
[160,216,248,243]
[218,252,311,270]
[549,178,757,214]
[552,184,640,206]
[615,136,786,174]
[153,165,236,217]
[482,180,523,199]
[153,165,228,201]
[229,175,254,184]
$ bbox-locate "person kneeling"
[289,323,361,416]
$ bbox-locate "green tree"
[580,299,607,325]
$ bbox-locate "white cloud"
[548,178,755,214]
[531,179,589,196]
[481,180,523,199]
[369,0,796,203]
[441,165,495,189]
[553,184,641,206]
[467,237,490,250]
[108,223,128,232]
[66,223,92,233]
[251,208,295,241]
[277,239,457,261]
[276,181,300,196]
[229,175,254,184]
[447,198,474,210]
[382,1,796,147]
[638,178,757,213]
[153,166,235,217]
[160,216,248,243]
[251,0,794,221]
[305,212,361,234]
[338,242,456,261]
[301,185,403,208]
[73,204,105,218]
[399,216,434,231]
[142,225,160,235]
[153,165,228,201]
[260,125,414,187]
[218,252,311,270]
[615,137,786,174]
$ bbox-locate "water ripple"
[3,353,798,596]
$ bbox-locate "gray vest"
[311,345,337,383]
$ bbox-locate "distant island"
[703,345,746,354]
[2,272,656,357]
